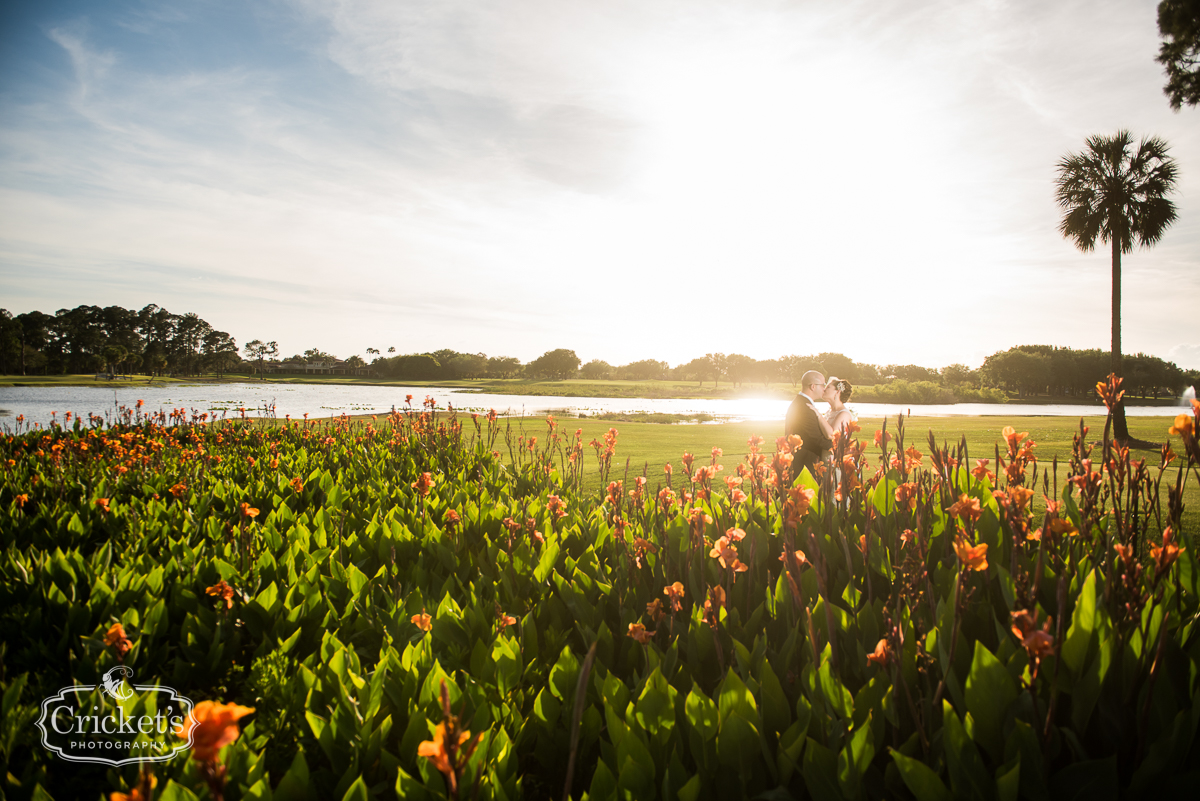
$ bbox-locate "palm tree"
[1054,130,1179,444]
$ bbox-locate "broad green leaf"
[965,641,1017,764]
[718,668,759,727]
[837,714,875,799]
[686,684,719,741]
[941,701,995,801]
[891,750,952,801]
[801,737,842,801]
[1060,569,1097,679]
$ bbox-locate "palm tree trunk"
[1111,237,1131,442]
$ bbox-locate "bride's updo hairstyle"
[832,378,853,403]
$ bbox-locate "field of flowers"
[1,379,1199,800]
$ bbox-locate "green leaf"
[340,776,369,801]
[891,750,952,801]
[718,668,759,727]
[717,712,761,769]
[996,760,1020,801]
[817,660,852,720]
[941,701,995,801]
[759,661,791,736]
[801,737,843,801]
[965,641,1017,764]
[686,684,719,741]
[837,714,875,799]
[548,646,579,702]
[156,780,201,801]
[1060,569,1097,680]
[534,537,560,583]
[634,667,677,737]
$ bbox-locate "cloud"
[1168,344,1200,372]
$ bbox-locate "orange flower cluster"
[947,493,981,523]
[411,472,435,497]
[708,529,748,574]
[1094,373,1125,412]
[417,680,481,796]
[412,610,433,632]
[206,580,235,609]
[1011,609,1054,679]
[179,701,255,763]
[663,582,685,613]
[1151,527,1184,577]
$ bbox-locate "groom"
[785,370,832,483]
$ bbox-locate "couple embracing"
[784,370,855,483]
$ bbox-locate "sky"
[1,0,1197,370]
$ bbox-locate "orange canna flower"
[104,623,133,658]
[971,459,995,482]
[169,483,187,498]
[412,610,433,632]
[1151,527,1183,576]
[239,502,259,519]
[894,482,919,511]
[646,598,665,623]
[290,477,304,492]
[954,536,989,572]
[664,582,685,612]
[1114,543,1134,564]
[14,493,29,508]
[627,622,654,644]
[418,721,470,776]
[178,700,255,762]
[947,493,982,522]
[95,498,111,514]
[866,638,891,669]
[1001,426,1028,450]
[411,472,435,497]
[206,580,235,609]
[1169,413,1194,437]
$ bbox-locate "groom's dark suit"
[785,392,832,483]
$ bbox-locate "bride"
[822,377,856,434]
[817,377,856,494]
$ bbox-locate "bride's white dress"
[826,406,858,492]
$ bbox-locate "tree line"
[2,305,1196,398]
[0,305,238,377]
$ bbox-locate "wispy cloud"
[0,0,1196,368]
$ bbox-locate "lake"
[0,382,1186,431]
